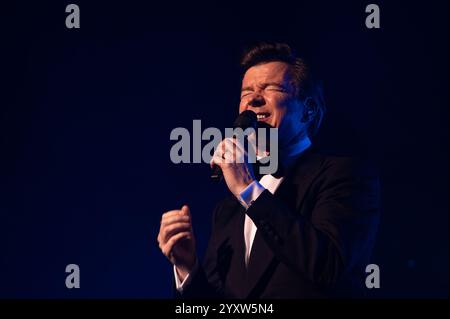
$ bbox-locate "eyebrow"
[241,82,286,92]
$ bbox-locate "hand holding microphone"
[211,110,258,181]
[210,110,258,197]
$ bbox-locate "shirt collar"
[254,135,312,178]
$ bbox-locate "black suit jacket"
[178,149,380,298]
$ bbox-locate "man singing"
[157,42,380,298]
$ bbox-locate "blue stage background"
[0,1,448,298]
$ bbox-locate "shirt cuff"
[238,180,266,209]
[173,260,199,293]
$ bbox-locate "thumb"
[181,204,190,216]
[181,205,193,234]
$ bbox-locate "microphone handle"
[211,164,223,182]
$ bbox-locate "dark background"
[0,1,448,298]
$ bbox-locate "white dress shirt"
[174,136,312,292]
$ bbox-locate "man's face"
[239,61,307,146]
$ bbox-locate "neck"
[279,132,312,169]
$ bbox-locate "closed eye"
[266,84,287,92]
[240,90,253,99]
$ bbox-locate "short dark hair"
[240,42,325,136]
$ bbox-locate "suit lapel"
[222,199,248,298]
[244,181,291,298]
[245,228,278,298]
[243,149,325,297]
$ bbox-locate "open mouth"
[256,112,271,121]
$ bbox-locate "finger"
[211,145,226,166]
[223,137,242,149]
[224,138,237,161]
[161,205,192,242]
[162,222,192,243]
[230,138,245,155]
[162,210,183,219]
[159,207,191,245]
[161,208,190,220]
[217,139,231,163]
[211,140,227,167]
[222,138,243,163]
[162,231,192,257]
[211,152,226,168]
[226,136,243,149]
[161,215,190,226]
[221,139,226,155]
[212,140,225,158]
[226,138,246,163]
[159,215,189,245]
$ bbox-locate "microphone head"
[233,110,257,129]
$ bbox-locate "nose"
[247,94,265,108]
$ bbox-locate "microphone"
[211,110,257,181]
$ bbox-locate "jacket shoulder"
[316,153,379,179]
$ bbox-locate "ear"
[301,97,317,123]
